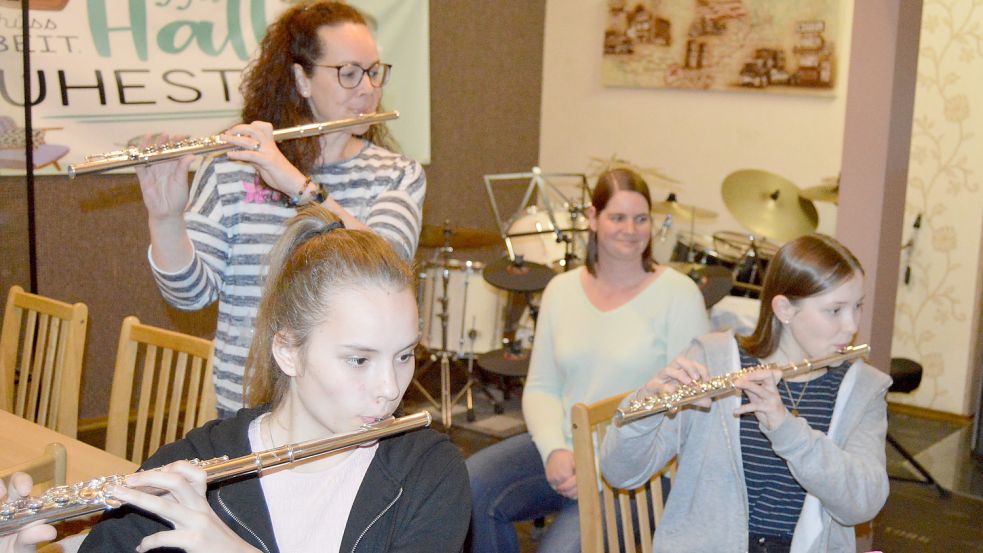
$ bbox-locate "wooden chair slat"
[36,317,62,427]
[166,351,189,443]
[183,357,203,436]
[147,347,173,455]
[15,310,40,417]
[131,344,158,464]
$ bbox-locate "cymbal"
[800,183,839,204]
[667,262,733,308]
[650,193,718,219]
[588,155,683,192]
[419,224,500,249]
[721,169,818,242]
[483,257,556,292]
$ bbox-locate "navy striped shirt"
[738,347,847,538]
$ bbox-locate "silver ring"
[253,142,261,151]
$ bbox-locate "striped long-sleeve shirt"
[738,348,846,539]
[149,142,425,416]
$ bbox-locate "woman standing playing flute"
[601,234,891,553]
[140,1,425,418]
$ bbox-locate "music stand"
[483,167,590,267]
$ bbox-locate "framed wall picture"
[602,0,840,95]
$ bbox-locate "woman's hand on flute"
[733,369,787,431]
[136,133,197,273]
[135,134,196,222]
[545,449,578,500]
[640,357,713,409]
[109,461,259,553]
[223,121,308,198]
[0,473,56,553]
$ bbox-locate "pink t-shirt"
[248,414,378,552]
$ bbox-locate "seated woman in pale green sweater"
[466,168,710,553]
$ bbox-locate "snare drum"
[419,259,507,355]
[670,231,739,268]
[506,205,588,268]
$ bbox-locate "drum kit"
[412,170,590,427]
[412,217,577,427]
[413,167,837,427]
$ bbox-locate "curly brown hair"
[240,1,397,178]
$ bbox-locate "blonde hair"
[244,205,414,408]
[737,234,864,358]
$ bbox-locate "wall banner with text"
[0,0,430,175]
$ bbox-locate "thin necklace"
[265,414,278,449]
[782,378,811,417]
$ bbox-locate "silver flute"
[613,345,870,427]
[67,111,399,178]
[0,410,429,535]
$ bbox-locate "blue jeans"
[467,433,580,553]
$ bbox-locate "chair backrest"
[0,285,87,438]
[0,442,67,493]
[106,316,217,464]
[572,392,668,553]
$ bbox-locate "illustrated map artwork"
[603,0,840,94]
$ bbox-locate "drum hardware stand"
[557,203,586,271]
[728,234,770,297]
[450,329,504,418]
[411,222,459,427]
[412,222,503,426]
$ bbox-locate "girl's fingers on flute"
[124,466,207,505]
[6,473,33,499]
[108,484,184,523]
[675,357,710,382]
[160,461,209,494]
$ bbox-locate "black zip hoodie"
[79,406,470,552]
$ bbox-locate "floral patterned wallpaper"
[892,0,983,415]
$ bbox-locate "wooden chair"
[106,316,217,464]
[0,442,67,493]
[572,393,670,553]
[0,285,88,438]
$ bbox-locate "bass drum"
[506,205,588,269]
[418,259,507,356]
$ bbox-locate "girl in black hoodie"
[69,206,469,553]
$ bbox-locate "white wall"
[539,0,852,252]
[540,0,982,415]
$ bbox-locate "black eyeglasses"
[313,62,392,89]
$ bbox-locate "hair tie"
[324,221,344,232]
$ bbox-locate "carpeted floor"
[873,479,983,552]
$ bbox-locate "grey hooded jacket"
[601,331,891,553]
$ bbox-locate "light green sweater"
[522,267,710,463]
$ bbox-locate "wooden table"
[0,410,136,484]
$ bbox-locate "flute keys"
[47,486,74,506]
[0,501,17,519]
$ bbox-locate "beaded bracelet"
[286,176,327,207]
